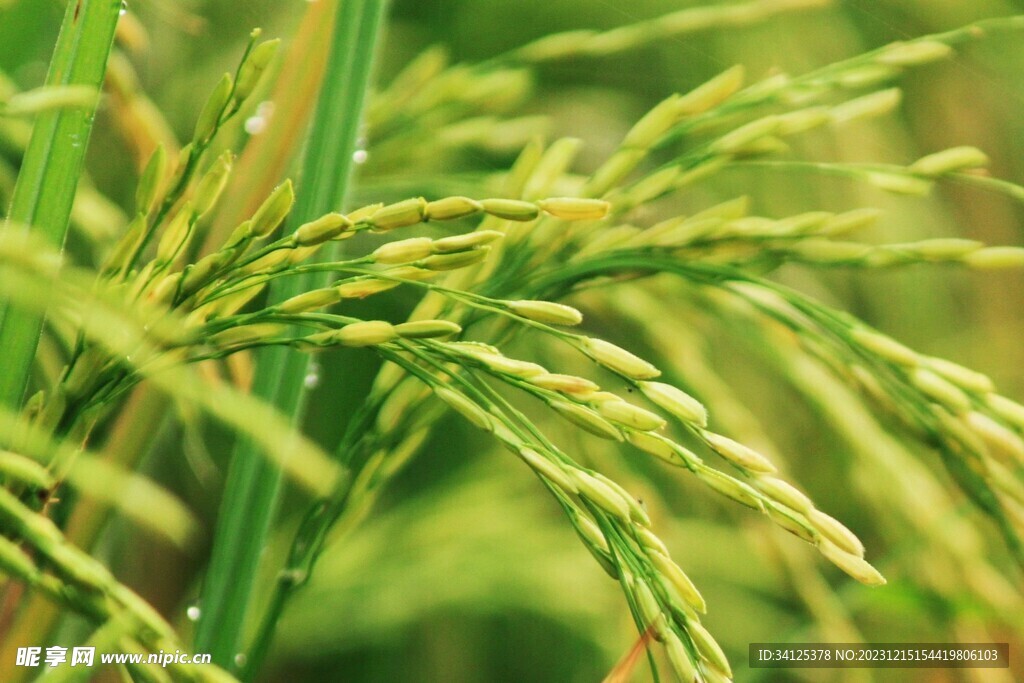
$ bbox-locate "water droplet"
[119,1,128,16]
[244,116,266,135]
[244,101,275,136]
[234,653,248,668]
[352,149,368,164]
[303,362,321,389]
[186,604,201,621]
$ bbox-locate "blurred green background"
[3,1,1024,681]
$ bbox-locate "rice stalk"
[194,1,390,675]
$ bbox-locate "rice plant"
[1,0,1023,681]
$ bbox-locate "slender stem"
[0,0,122,410]
[194,1,389,676]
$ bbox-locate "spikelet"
[518,447,578,493]
[551,401,623,441]
[703,432,776,473]
[572,471,632,523]
[819,540,886,586]
[193,73,232,144]
[250,181,295,237]
[506,300,583,325]
[336,321,398,347]
[394,320,462,339]
[581,337,660,379]
[639,381,708,426]
[434,388,492,431]
[530,373,599,396]
[595,399,666,431]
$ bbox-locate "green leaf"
[0,0,122,410]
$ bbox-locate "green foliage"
[1,1,1024,681]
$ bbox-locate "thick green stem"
[194,1,389,676]
[0,0,122,410]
